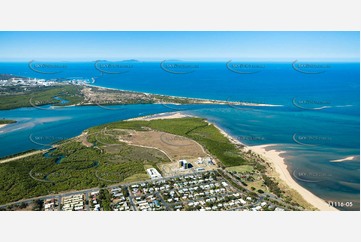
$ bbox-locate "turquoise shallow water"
[186,106,359,211]
[0,61,359,210]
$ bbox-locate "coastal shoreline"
[0,109,339,211]
[0,124,7,129]
[208,121,338,211]
[139,111,338,211]
[247,145,338,211]
[85,83,282,107]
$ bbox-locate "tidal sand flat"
[127,112,193,121]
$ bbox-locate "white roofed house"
[146,168,162,180]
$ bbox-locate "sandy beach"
[212,120,338,211]
[0,124,7,129]
[126,112,193,121]
[202,118,338,211]
[246,145,338,211]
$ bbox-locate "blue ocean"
[0,61,359,210]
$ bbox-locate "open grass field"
[88,117,248,167]
[226,165,254,173]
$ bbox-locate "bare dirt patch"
[116,129,207,161]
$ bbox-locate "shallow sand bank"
[126,112,192,121]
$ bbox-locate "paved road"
[0,169,220,210]
[155,191,172,211]
[0,169,299,211]
[126,186,137,211]
[220,169,302,210]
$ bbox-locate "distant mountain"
[122,59,140,62]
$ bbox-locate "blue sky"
[0,31,359,61]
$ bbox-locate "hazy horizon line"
[0,58,359,63]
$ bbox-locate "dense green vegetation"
[98,189,112,211]
[0,119,16,125]
[0,117,246,205]
[0,85,84,110]
[32,199,44,211]
[262,174,283,197]
[89,118,248,167]
[1,81,207,111]
[0,137,169,205]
